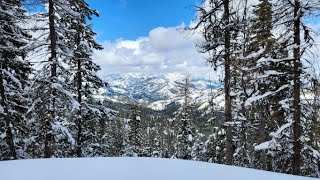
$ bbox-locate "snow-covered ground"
[0,157,315,180]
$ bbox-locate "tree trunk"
[311,79,319,149]
[45,0,57,158]
[76,25,82,157]
[292,0,301,175]
[224,0,233,165]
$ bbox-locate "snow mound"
[0,157,314,180]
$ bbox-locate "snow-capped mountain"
[101,73,222,110]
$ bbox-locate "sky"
[87,0,200,41]
[86,0,320,77]
[86,0,215,77]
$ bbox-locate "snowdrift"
[0,157,315,180]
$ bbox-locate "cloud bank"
[93,24,214,77]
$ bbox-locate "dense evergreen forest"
[0,0,320,178]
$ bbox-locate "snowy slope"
[102,73,221,110]
[0,157,314,180]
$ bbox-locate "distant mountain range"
[100,73,222,110]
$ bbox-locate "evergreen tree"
[63,0,107,157]
[126,106,144,157]
[0,0,32,160]
[27,0,81,158]
[205,127,226,164]
[108,116,126,157]
[253,0,320,176]
[238,0,292,170]
[191,132,205,161]
[174,77,194,160]
[191,0,242,164]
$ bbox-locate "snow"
[270,122,292,138]
[254,140,273,151]
[0,132,6,139]
[0,157,314,180]
[103,73,217,111]
[255,122,293,151]
[188,134,193,142]
[244,85,289,107]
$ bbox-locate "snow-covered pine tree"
[162,117,176,158]
[0,0,32,160]
[147,124,162,158]
[108,116,127,157]
[191,131,205,161]
[150,119,167,158]
[237,0,292,170]
[151,137,162,158]
[26,0,81,158]
[61,0,113,157]
[276,0,320,176]
[191,0,242,164]
[301,76,320,177]
[126,106,144,157]
[205,127,226,164]
[76,100,115,157]
[254,0,320,176]
[174,76,195,160]
[203,89,225,163]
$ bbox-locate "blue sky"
[88,0,320,76]
[87,0,199,41]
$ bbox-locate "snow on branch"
[244,84,289,107]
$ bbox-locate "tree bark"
[76,25,82,157]
[44,0,57,158]
[224,0,233,165]
[292,0,301,175]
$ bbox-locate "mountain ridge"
[101,73,222,110]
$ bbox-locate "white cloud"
[93,24,213,77]
[92,0,262,78]
[94,2,320,79]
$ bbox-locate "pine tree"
[191,132,205,161]
[63,0,107,157]
[163,117,176,158]
[239,0,292,170]
[191,0,242,164]
[253,0,320,176]
[0,0,32,160]
[27,0,81,158]
[126,106,144,157]
[108,116,126,157]
[250,0,274,50]
[292,1,302,174]
[205,127,226,163]
[174,77,194,160]
[151,119,167,158]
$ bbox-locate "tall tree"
[191,0,239,165]
[125,106,144,157]
[27,0,80,158]
[174,76,195,160]
[223,0,233,165]
[276,0,320,175]
[252,0,320,175]
[292,0,302,175]
[0,0,32,160]
[239,0,291,170]
[64,0,106,157]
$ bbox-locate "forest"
[0,0,320,178]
